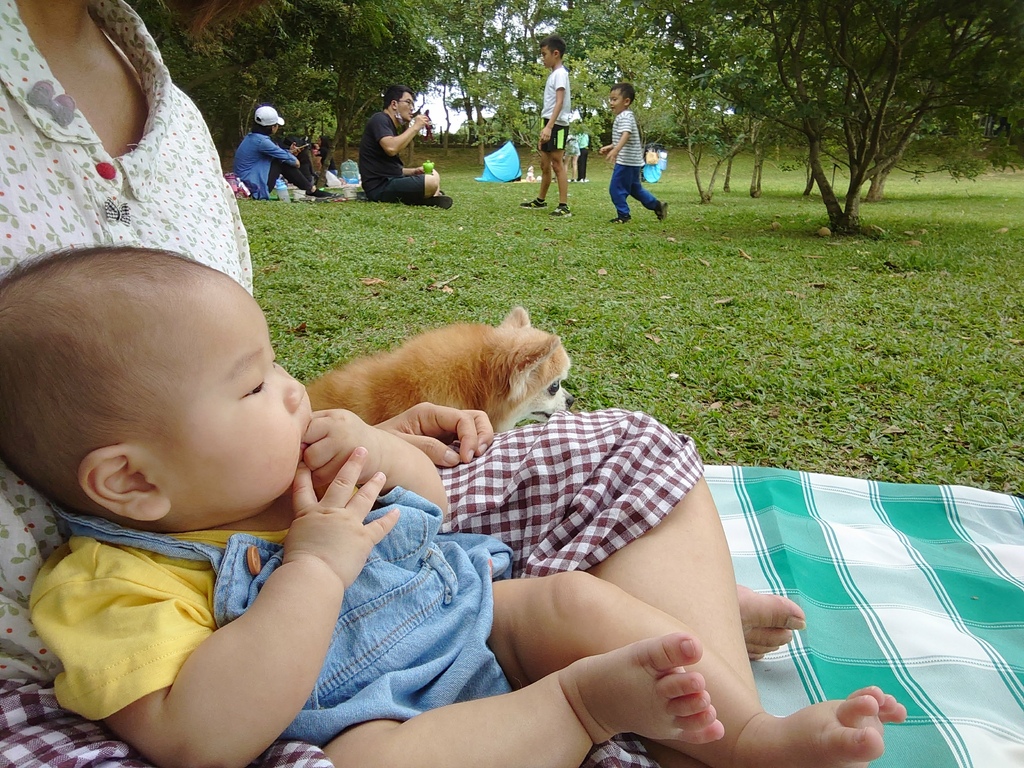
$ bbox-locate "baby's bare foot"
[736,585,806,659]
[738,686,907,768]
[558,633,725,746]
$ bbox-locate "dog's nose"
[565,393,575,409]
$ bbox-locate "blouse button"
[96,162,117,180]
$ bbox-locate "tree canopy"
[139,0,1024,230]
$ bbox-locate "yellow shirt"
[29,529,286,720]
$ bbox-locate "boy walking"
[599,83,668,224]
[520,35,572,217]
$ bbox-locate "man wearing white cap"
[233,105,332,200]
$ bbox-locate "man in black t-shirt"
[358,85,452,208]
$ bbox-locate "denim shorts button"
[246,545,261,576]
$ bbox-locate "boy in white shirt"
[600,83,669,224]
[520,35,573,217]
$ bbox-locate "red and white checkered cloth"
[1,410,701,768]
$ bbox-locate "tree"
[659,0,1024,233]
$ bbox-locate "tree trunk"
[750,142,763,198]
[803,162,816,196]
[723,155,733,192]
[806,132,861,233]
[864,171,888,202]
[441,84,451,157]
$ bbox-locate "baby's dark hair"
[539,35,566,57]
[612,83,636,103]
[0,246,231,513]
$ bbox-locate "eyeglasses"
[398,99,415,106]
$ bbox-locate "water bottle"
[274,177,290,204]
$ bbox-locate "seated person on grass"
[0,246,905,768]
[358,85,452,209]
[233,105,332,200]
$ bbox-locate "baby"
[0,247,905,768]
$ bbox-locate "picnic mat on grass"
[1,466,1021,768]
[707,465,1024,768]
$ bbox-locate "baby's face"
[153,279,312,531]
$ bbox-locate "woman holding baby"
[0,1,903,767]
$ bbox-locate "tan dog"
[306,307,574,432]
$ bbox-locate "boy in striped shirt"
[599,83,668,224]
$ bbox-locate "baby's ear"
[78,445,171,522]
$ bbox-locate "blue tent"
[475,141,522,182]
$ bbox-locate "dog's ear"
[501,306,532,329]
[503,336,561,401]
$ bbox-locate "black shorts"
[540,124,569,153]
[368,174,426,204]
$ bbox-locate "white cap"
[254,105,285,126]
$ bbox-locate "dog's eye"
[548,381,561,396]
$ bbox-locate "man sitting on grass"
[358,85,453,209]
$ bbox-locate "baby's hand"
[303,410,383,489]
[285,448,398,588]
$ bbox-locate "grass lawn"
[242,149,1023,493]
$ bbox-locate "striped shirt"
[611,109,643,166]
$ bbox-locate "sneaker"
[581,178,589,183]
[425,194,453,209]
[307,188,335,199]
[550,204,572,217]
[609,215,631,223]
[655,201,669,221]
[520,198,548,209]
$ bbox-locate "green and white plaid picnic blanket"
[707,465,1024,768]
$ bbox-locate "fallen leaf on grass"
[261,264,280,274]
[290,322,307,336]
[739,249,751,260]
[881,425,906,435]
[645,333,662,344]
[770,221,782,230]
[667,236,677,242]
[708,401,723,410]
[713,296,734,305]
[427,275,460,291]
[698,258,711,267]
[660,295,673,299]
[785,290,806,298]
[1009,339,1024,345]
[597,268,608,275]
[668,372,679,379]
[906,239,923,246]
[996,227,1010,234]
[360,277,386,286]
[803,254,823,259]
[808,282,828,289]
[407,236,415,244]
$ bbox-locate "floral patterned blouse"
[0,0,253,680]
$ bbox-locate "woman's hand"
[303,410,384,490]
[375,402,494,466]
